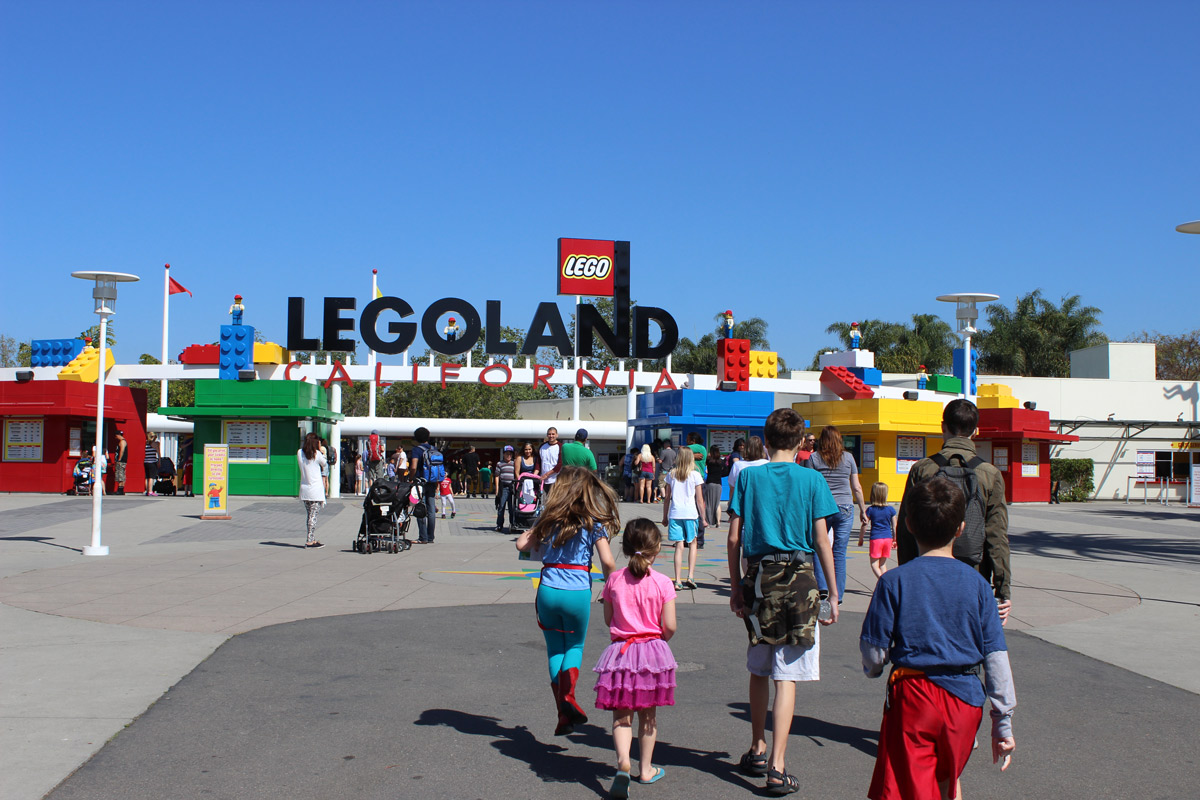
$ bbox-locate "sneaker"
[441,514,446,519]
[306,541,325,549]
[452,511,456,518]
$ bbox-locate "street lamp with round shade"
[936,292,999,404]
[71,270,140,556]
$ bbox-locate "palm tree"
[976,290,1105,377]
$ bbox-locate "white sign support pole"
[86,314,110,556]
[368,269,378,421]
[160,264,169,408]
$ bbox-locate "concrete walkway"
[1,494,1196,799]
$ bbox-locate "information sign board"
[224,420,270,463]
[202,444,231,520]
[4,418,44,462]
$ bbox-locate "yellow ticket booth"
[792,398,945,500]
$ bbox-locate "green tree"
[1126,329,1200,381]
[0,335,22,367]
[809,315,956,373]
[976,290,1106,377]
[78,324,117,348]
[129,354,195,409]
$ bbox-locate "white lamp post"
[1176,220,1200,234]
[935,292,998,404]
[72,270,140,556]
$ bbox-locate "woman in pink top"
[594,519,678,797]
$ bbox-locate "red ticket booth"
[975,407,1078,503]
[0,380,148,494]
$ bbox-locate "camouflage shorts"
[741,559,820,649]
[115,462,126,483]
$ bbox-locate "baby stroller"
[154,457,178,497]
[354,477,416,554]
[69,458,93,495]
[512,472,544,533]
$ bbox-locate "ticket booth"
[0,380,148,493]
[793,398,945,501]
[164,380,342,496]
[974,407,1079,503]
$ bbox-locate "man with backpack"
[410,426,445,545]
[896,399,1012,624]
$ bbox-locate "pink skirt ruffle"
[593,639,677,710]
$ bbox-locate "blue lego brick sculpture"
[219,325,256,380]
[952,347,978,395]
[30,339,86,367]
[848,366,883,386]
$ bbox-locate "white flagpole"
[368,269,378,420]
[160,263,170,408]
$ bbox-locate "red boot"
[558,667,588,727]
[551,681,573,736]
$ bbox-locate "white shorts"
[746,624,820,682]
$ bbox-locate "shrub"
[1050,458,1095,502]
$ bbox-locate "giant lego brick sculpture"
[952,347,979,395]
[977,383,1019,409]
[57,344,114,383]
[926,373,962,394]
[219,325,255,380]
[820,366,874,400]
[180,344,220,365]
[848,366,882,386]
[253,342,288,365]
[30,339,86,367]
[718,338,751,391]
[747,350,778,379]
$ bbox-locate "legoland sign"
[286,239,678,361]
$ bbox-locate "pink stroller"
[512,472,543,532]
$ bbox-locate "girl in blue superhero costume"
[516,466,619,736]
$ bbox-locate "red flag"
[168,276,192,297]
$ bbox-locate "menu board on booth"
[862,441,876,469]
[3,418,44,462]
[896,435,924,474]
[1191,464,1200,507]
[202,444,230,519]
[708,428,747,455]
[1021,442,1039,477]
[1135,450,1156,479]
[224,420,270,463]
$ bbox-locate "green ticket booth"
[164,381,343,496]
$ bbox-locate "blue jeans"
[815,504,853,601]
[496,484,515,528]
[416,483,438,542]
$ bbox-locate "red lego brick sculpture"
[179,344,220,365]
[718,338,751,391]
[820,366,875,400]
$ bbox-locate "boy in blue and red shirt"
[860,477,1016,800]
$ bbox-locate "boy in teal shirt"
[727,408,838,795]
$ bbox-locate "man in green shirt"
[479,461,493,497]
[558,428,598,471]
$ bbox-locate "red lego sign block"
[820,366,875,400]
[557,238,616,297]
[718,338,751,391]
[179,344,219,365]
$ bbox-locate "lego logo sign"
[558,238,616,297]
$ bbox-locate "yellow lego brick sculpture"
[748,350,779,379]
[57,346,114,383]
[253,342,289,365]
[977,383,1019,409]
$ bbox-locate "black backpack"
[420,444,446,484]
[928,453,988,567]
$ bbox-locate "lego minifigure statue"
[229,295,245,326]
[444,316,459,342]
[917,364,928,390]
[850,321,861,350]
[721,309,735,339]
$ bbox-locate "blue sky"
[2,1,1197,369]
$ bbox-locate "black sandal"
[738,749,768,776]
[765,767,799,795]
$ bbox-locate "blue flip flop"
[610,770,631,798]
[635,766,666,784]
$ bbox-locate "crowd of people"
[295,400,1016,798]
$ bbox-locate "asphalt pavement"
[1,493,1197,799]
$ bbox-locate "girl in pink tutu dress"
[594,518,678,798]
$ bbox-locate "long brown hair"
[302,432,320,460]
[744,435,766,461]
[622,518,661,579]
[816,426,844,468]
[530,466,620,548]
